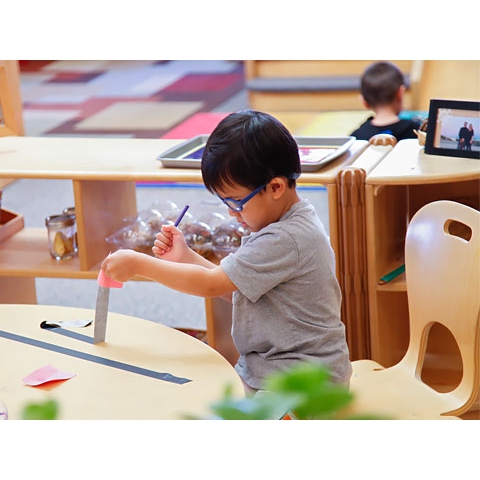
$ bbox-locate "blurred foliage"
[19,364,385,420]
[22,399,59,420]
[205,362,383,420]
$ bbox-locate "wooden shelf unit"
[0,135,381,365]
[364,139,480,389]
[0,136,181,302]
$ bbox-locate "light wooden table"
[0,304,244,419]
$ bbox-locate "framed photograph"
[425,99,480,159]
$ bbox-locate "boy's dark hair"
[201,109,301,193]
[360,61,405,107]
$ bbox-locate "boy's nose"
[228,209,240,219]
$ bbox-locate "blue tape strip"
[44,327,94,343]
[0,329,191,385]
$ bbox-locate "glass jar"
[45,214,77,260]
[62,206,78,252]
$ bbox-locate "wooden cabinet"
[364,139,480,388]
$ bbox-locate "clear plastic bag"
[105,199,249,258]
[105,207,168,255]
[212,222,250,260]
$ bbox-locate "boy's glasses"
[216,173,300,212]
[216,183,266,212]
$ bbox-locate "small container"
[62,206,78,252]
[45,214,77,260]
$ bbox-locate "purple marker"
[174,205,190,227]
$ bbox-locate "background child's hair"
[201,109,301,193]
[360,61,405,108]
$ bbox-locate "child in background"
[351,61,420,141]
[101,109,352,394]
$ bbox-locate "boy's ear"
[360,95,370,109]
[269,177,287,197]
[396,84,406,100]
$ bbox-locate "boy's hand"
[101,249,138,283]
[152,224,189,262]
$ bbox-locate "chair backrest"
[401,200,480,413]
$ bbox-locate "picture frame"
[424,99,480,159]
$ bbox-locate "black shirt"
[351,116,421,141]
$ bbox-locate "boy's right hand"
[152,224,189,262]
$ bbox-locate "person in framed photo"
[466,123,474,151]
[458,122,469,150]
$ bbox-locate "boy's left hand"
[152,224,189,262]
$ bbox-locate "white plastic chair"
[346,200,480,419]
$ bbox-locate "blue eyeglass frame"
[216,172,300,212]
[216,183,267,212]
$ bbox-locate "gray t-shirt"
[221,199,352,390]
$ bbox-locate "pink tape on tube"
[98,269,123,288]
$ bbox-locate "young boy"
[350,61,420,141]
[101,110,352,393]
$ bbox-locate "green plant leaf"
[203,362,357,420]
[265,363,354,419]
[22,399,59,420]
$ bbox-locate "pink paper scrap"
[97,268,123,289]
[22,364,76,386]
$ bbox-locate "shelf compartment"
[0,228,91,279]
[376,262,407,291]
[0,227,153,283]
[0,208,24,243]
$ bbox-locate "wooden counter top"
[0,135,370,185]
[366,139,480,185]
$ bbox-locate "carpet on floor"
[19,60,246,139]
